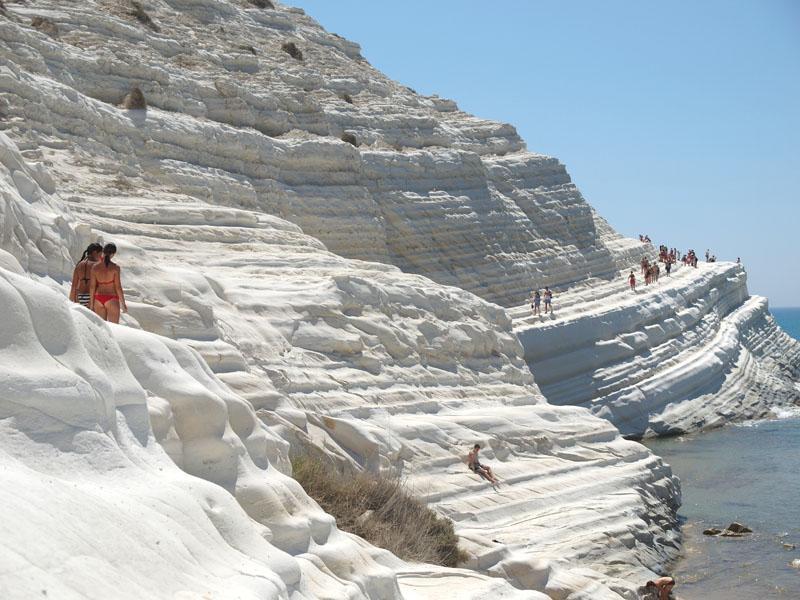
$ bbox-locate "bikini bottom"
[94,294,118,306]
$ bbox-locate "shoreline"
[645,411,800,599]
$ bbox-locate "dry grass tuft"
[122,86,147,110]
[341,132,358,147]
[281,41,303,61]
[250,0,275,8]
[292,456,468,567]
[128,1,160,32]
[237,44,257,55]
[31,16,59,38]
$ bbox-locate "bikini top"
[96,274,115,285]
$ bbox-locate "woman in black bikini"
[69,243,103,308]
[89,243,128,323]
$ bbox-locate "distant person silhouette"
[531,290,541,315]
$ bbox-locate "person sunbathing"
[467,444,499,485]
[639,576,675,600]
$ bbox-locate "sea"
[644,307,800,599]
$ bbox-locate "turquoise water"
[771,307,800,341]
[644,308,800,599]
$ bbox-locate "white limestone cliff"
[513,262,800,438]
[0,1,797,599]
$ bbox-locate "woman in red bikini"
[89,242,127,323]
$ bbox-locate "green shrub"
[292,456,468,567]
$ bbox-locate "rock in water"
[726,522,753,534]
[703,528,722,536]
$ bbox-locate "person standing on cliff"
[543,287,553,314]
[69,242,103,308]
[628,270,636,291]
[531,290,541,316]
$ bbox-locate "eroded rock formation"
[1,1,797,599]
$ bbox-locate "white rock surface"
[0,2,796,599]
[0,264,550,600]
[513,262,800,437]
[0,0,643,308]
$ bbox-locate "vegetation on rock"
[292,456,468,568]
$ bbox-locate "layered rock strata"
[0,0,644,308]
[0,87,674,600]
[1,1,797,599]
[0,260,543,600]
[513,262,800,437]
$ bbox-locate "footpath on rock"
[1,2,799,599]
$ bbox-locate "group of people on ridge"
[68,242,128,323]
[529,287,553,315]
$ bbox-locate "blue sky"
[292,0,800,306]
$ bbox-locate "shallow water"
[647,417,800,599]
[643,307,800,599]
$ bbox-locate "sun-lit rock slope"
[0,108,673,599]
[0,258,547,600]
[0,0,644,308]
[8,0,797,597]
[0,3,684,595]
[513,262,800,437]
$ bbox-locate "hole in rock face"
[250,0,275,8]
[31,17,60,38]
[281,41,303,61]
[122,86,147,110]
[341,132,357,147]
[128,1,160,32]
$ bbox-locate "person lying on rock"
[638,576,675,600]
[467,444,499,485]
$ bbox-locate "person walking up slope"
[69,242,103,308]
[628,270,636,291]
[89,242,128,323]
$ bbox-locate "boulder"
[725,522,752,534]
